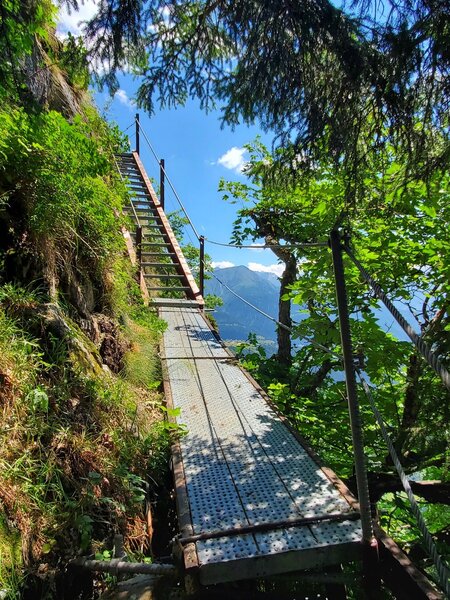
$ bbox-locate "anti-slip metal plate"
[161,307,229,359]
[161,307,362,580]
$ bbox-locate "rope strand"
[207,268,291,332]
[135,118,201,240]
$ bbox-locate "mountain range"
[205,266,282,349]
[205,266,408,352]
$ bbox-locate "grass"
[124,318,163,390]
[0,283,171,597]
[0,514,23,598]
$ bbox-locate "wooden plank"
[159,326,199,574]
[375,524,444,600]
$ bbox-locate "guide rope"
[344,244,450,393]
[356,369,450,597]
[205,265,341,359]
[207,269,291,332]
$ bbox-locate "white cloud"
[57,0,98,37]
[217,147,247,173]
[248,262,284,277]
[212,261,235,269]
[115,89,134,108]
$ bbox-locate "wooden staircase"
[117,152,204,309]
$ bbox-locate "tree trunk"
[277,254,296,366]
[394,352,423,458]
[248,214,297,366]
[346,472,450,504]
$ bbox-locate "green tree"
[75,0,449,181]
[222,139,450,576]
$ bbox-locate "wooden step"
[128,184,149,190]
[129,196,154,203]
[124,207,158,214]
[140,242,173,247]
[125,211,158,219]
[150,298,202,308]
[141,262,179,268]
[129,220,162,227]
[145,285,190,292]
[141,252,177,258]
[143,273,185,279]
[131,232,168,240]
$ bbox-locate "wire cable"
[356,369,450,597]
[205,238,328,249]
[204,261,342,357]
[135,119,201,240]
[207,268,291,332]
[344,244,450,392]
[123,122,134,134]
[134,119,329,250]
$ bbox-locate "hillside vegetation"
[0,3,168,597]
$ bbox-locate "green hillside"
[0,4,170,597]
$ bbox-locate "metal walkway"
[160,306,363,585]
[115,134,445,599]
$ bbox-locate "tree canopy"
[74,0,450,180]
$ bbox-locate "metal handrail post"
[135,113,140,155]
[136,225,142,280]
[199,235,205,301]
[329,230,374,542]
[160,158,165,209]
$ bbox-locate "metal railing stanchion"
[329,229,379,595]
[199,235,205,301]
[135,113,140,155]
[160,158,165,209]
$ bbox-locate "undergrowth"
[0,11,176,594]
[0,280,170,598]
[0,98,171,599]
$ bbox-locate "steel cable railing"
[344,243,450,393]
[135,117,201,241]
[356,369,450,597]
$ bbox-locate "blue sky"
[57,2,284,276]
